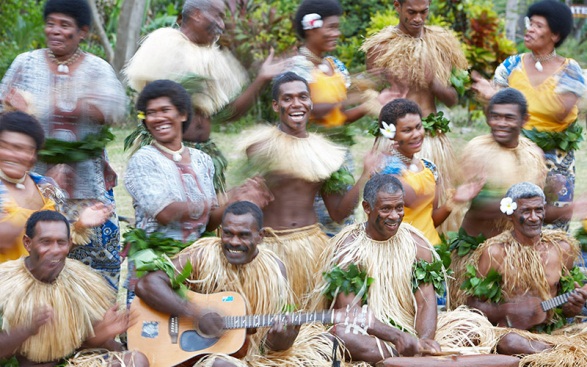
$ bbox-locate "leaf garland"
[367,119,380,138]
[322,166,355,195]
[123,228,194,298]
[38,126,114,164]
[574,223,587,253]
[435,233,453,269]
[560,266,587,294]
[449,227,487,257]
[0,357,19,367]
[421,111,451,137]
[449,68,471,97]
[461,265,503,303]
[322,264,374,302]
[412,259,448,296]
[311,124,358,147]
[521,122,584,153]
[123,227,192,258]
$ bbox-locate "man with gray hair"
[311,174,520,366]
[124,0,286,191]
[461,182,587,364]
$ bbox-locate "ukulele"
[127,290,351,367]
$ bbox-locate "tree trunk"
[112,0,147,77]
[88,0,114,63]
[505,0,520,42]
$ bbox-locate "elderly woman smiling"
[0,0,126,288]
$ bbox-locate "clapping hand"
[77,202,113,228]
[258,48,290,82]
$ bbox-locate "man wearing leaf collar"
[462,182,587,366]
[135,201,337,367]
[241,72,381,307]
[310,174,510,366]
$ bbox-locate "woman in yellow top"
[472,0,586,231]
[377,99,482,245]
[0,112,111,263]
[290,0,376,128]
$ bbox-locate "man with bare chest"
[242,72,380,306]
[461,182,587,365]
[361,0,469,232]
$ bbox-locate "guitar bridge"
[169,315,179,344]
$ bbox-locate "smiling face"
[44,13,87,58]
[304,15,341,54]
[24,220,71,283]
[363,190,405,241]
[394,113,424,158]
[181,0,226,45]
[273,80,312,138]
[0,131,37,180]
[395,0,429,38]
[510,196,545,244]
[487,103,525,148]
[221,212,262,265]
[524,15,558,52]
[144,97,187,149]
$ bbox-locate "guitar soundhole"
[179,330,219,351]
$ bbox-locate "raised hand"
[77,202,113,228]
[454,178,486,204]
[231,176,274,209]
[257,48,290,82]
[470,70,497,103]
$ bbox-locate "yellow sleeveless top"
[309,59,348,127]
[505,55,579,132]
[0,193,55,263]
[402,162,441,245]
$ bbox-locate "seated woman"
[375,99,482,245]
[0,111,111,263]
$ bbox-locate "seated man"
[312,174,518,367]
[241,72,380,306]
[135,201,336,367]
[463,182,587,366]
[0,210,147,367]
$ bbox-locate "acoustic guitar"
[127,290,340,367]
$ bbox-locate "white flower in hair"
[302,13,323,30]
[524,16,531,30]
[379,121,396,139]
[500,197,517,215]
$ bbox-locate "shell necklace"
[530,50,556,72]
[299,46,330,73]
[47,48,82,74]
[0,169,26,189]
[153,141,185,162]
[395,150,419,172]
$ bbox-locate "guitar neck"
[541,291,572,312]
[222,310,335,330]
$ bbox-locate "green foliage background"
[1,0,586,124]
